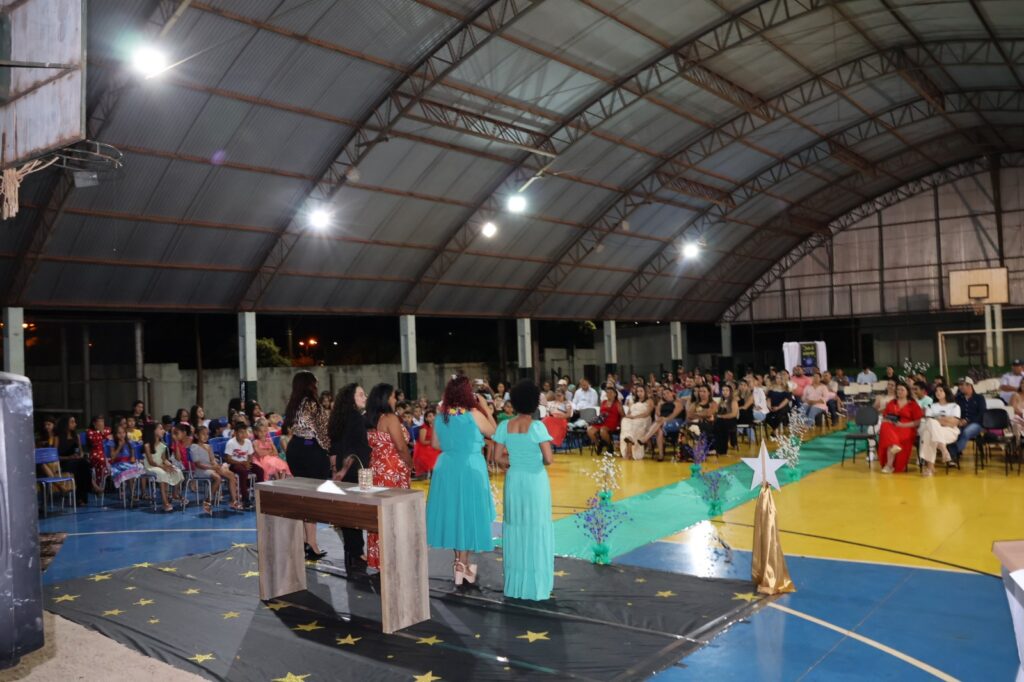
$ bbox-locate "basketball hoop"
[0,140,123,220]
[970,296,986,316]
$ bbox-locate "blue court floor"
[39,504,1019,680]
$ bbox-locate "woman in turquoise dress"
[427,376,497,586]
[492,380,554,601]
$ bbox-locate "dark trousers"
[60,457,92,504]
[229,462,251,499]
[712,417,737,454]
[337,462,366,559]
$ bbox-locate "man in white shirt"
[571,378,599,426]
[856,366,877,384]
[998,359,1024,403]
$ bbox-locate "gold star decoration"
[225,557,234,561]
[222,611,240,620]
[553,570,569,578]
[188,653,215,664]
[626,602,633,606]
[271,674,310,682]
[414,673,442,682]
[292,620,324,632]
[516,631,550,643]
[134,598,155,607]
[263,600,291,611]
[655,590,676,599]
[336,634,361,646]
[416,635,443,646]
[148,618,160,625]
[634,577,647,584]
[52,594,79,603]
[102,609,124,617]
[732,592,759,603]
[87,574,112,582]
[158,567,178,573]
[240,570,259,578]
[133,562,153,568]
[183,588,201,595]
[231,543,249,548]
[124,586,138,591]
[495,557,503,562]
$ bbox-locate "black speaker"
[0,372,43,669]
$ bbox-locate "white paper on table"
[347,485,388,494]
[316,480,348,495]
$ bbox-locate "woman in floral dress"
[365,383,412,569]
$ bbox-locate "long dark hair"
[284,371,319,430]
[189,404,203,426]
[441,376,475,423]
[328,383,360,444]
[142,422,160,452]
[365,383,395,430]
[56,415,76,439]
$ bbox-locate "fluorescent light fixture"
[507,194,527,213]
[481,221,498,238]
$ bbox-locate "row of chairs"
[840,406,1021,475]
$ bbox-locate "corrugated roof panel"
[143,269,248,307]
[353,136,508,204]
[419,285,519,315]
[702,38,808,97]
[214,28,309,99]
[276,237,362,276]
[621,201,695,239]
[390,116,527,163]
[594,0,725,53]
[598,95,708,155]
[506,0,661,77]
[174,95,254,162]
[693,142,775,184]
[897,2,987,41]
[844,74,924,114]
[187,168,309,229]
[537,293,616,320]
[101,83,212,154]
[524,176,616,225]
[327,279,410,312]
[450,39,604,118]
[548,135,656,190]
[331,190,467,248]
[489,218,581,260]
[442,253,544,288]
[24,262,148,306]
[944,65,1021,89]
[557,266,631,295]
[764,6,871,71]
[743,117,819,157]
[344,245,432,279]
[67,152,172,215]
[577,233,663,270]
[166,10,256,88]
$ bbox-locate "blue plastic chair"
[271,434,281,452]
[209,437,228,458]
[36,447,76,516]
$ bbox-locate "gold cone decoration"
[751,483,796,595]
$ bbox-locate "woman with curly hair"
[426,375,497,586]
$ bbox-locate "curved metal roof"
[8,0,1024,321]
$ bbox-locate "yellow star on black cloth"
[231,543,249,548]
[133,598,155,607]
[732,592,759,602]
[239,570,259,578]
[416,635,443,646]
[655,590,677,598]
[87,574,112,582]
[133,562,153,568]
[516,631,549,643]
[124,586,137,591]
[222,611,240,620]
[263,600,290,611]
[102,609,124,617]
[336,634,361,646]
[553,570,569,577]
[52,594,79,603]
[148,618,160,625]
[271,674,310,682]
[413,673,442,682]
[188,653,215,664]
[292,620,324,632]
[158,567,177,573]
[183,588,201,595]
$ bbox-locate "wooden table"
[993,540,1024,680]
[255,478,429,634]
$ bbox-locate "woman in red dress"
[412,408,442,476]
[365,383,412,569]
[86,415,112,491]
[878,383,923,473]
[587,385,624,454]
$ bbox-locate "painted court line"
[767,602,958,681]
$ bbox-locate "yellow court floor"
[414,432,1024,576]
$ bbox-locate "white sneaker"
[881,465,894,474]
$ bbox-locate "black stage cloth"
[45,545,761,681]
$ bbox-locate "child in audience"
[143,422,184,512]
[225,421,255,507]
[497,401,515,423]
[126,416,142,442]
[252,420,292,480]
[190,405,210,429]
[265,412,283,437]
[174,408,190,425]
[86,415,112,491]
[277,423,291,457]
[192,425,241,512]
[109,424,145,502]
[412,405,425,428]
[170,424,192,475]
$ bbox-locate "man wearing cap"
[949,377,986,464]
[998,360,1024,404]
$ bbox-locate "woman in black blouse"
[56,415,93,506]
[328,383,371,573]
[283,371,331,560]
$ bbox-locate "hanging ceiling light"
[682,242,700,259]
[131,46,168,77]
[481,221,498,238]
[507,194,527,213]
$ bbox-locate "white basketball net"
[1,156,58,220]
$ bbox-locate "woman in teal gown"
[427,376,497,586]
[492,380,554,601]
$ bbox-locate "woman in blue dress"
[427,375,497,586]
[492,380,554,600]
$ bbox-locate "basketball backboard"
[0,0,85,169]
[949,267,1009,308]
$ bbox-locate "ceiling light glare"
[309,208,332,230]
[507,194,527,214]
[131,46,168,77]
[682,242,700,259]
[481,221,498,238]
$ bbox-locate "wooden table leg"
[256,490,306,601]
[378,495,430,634]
